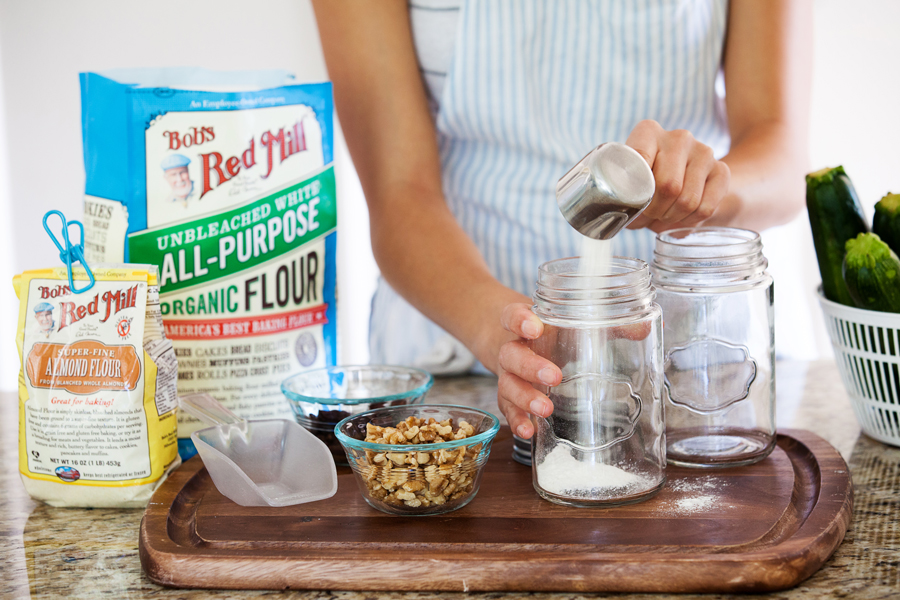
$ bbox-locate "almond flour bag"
[14,265,180,508]
[79,69,338,458]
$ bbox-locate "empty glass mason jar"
[651,227,775,468]
[529,257,666,507]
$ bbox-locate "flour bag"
[79,69,338,457]
[14,265,180,507]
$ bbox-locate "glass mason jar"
[651,227,775,468]
[529,257,666,507]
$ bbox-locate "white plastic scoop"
[179,393,337,507]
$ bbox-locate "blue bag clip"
[42,210,96,295]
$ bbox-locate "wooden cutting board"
[140,428,852,593]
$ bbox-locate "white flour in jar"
[567,235,615,464]
[536,444,649,497]
[579,236,613,278]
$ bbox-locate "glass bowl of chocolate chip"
[281,365,433,466]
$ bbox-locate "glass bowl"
[281,365,433,465]
[335,404,500,516]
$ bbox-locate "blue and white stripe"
[371,0,731,370]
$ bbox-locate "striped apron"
[370,0,731,373]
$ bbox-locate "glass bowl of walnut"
[334,405,500,516]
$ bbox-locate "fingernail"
[530,399,548,417]
[516,424,531,438]
[522,320,540,338]
[538,367,557,386]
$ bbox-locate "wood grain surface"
[139,428,852,593]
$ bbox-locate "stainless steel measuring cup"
[180,393,337,507]
[556,142,656,240]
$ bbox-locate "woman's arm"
[716,0,813,230]
[311,0,562,400]
[627,0,813,233]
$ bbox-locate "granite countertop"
[2,360,898,599]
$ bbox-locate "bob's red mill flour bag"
[14,265,180,507]
[79,69,337,458]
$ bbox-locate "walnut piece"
[357,415,483,512]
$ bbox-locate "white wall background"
[1,0,899,391]
[0,0,378,392]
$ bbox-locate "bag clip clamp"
[42,210,96,295]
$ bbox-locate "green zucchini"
[806,166,869,306]
[873,192,900,254]
[842,233,900,313]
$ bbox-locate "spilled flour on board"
[674,495,716,513]
[655,476,735,515]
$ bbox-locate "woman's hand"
[626,120,732,232]
[496,303,562,439]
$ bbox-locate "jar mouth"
[534,257,656,319]
[652,227,767,282]
[538,256,648,288]
[655,227,760,259]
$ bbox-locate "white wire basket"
[818,288,900,446]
